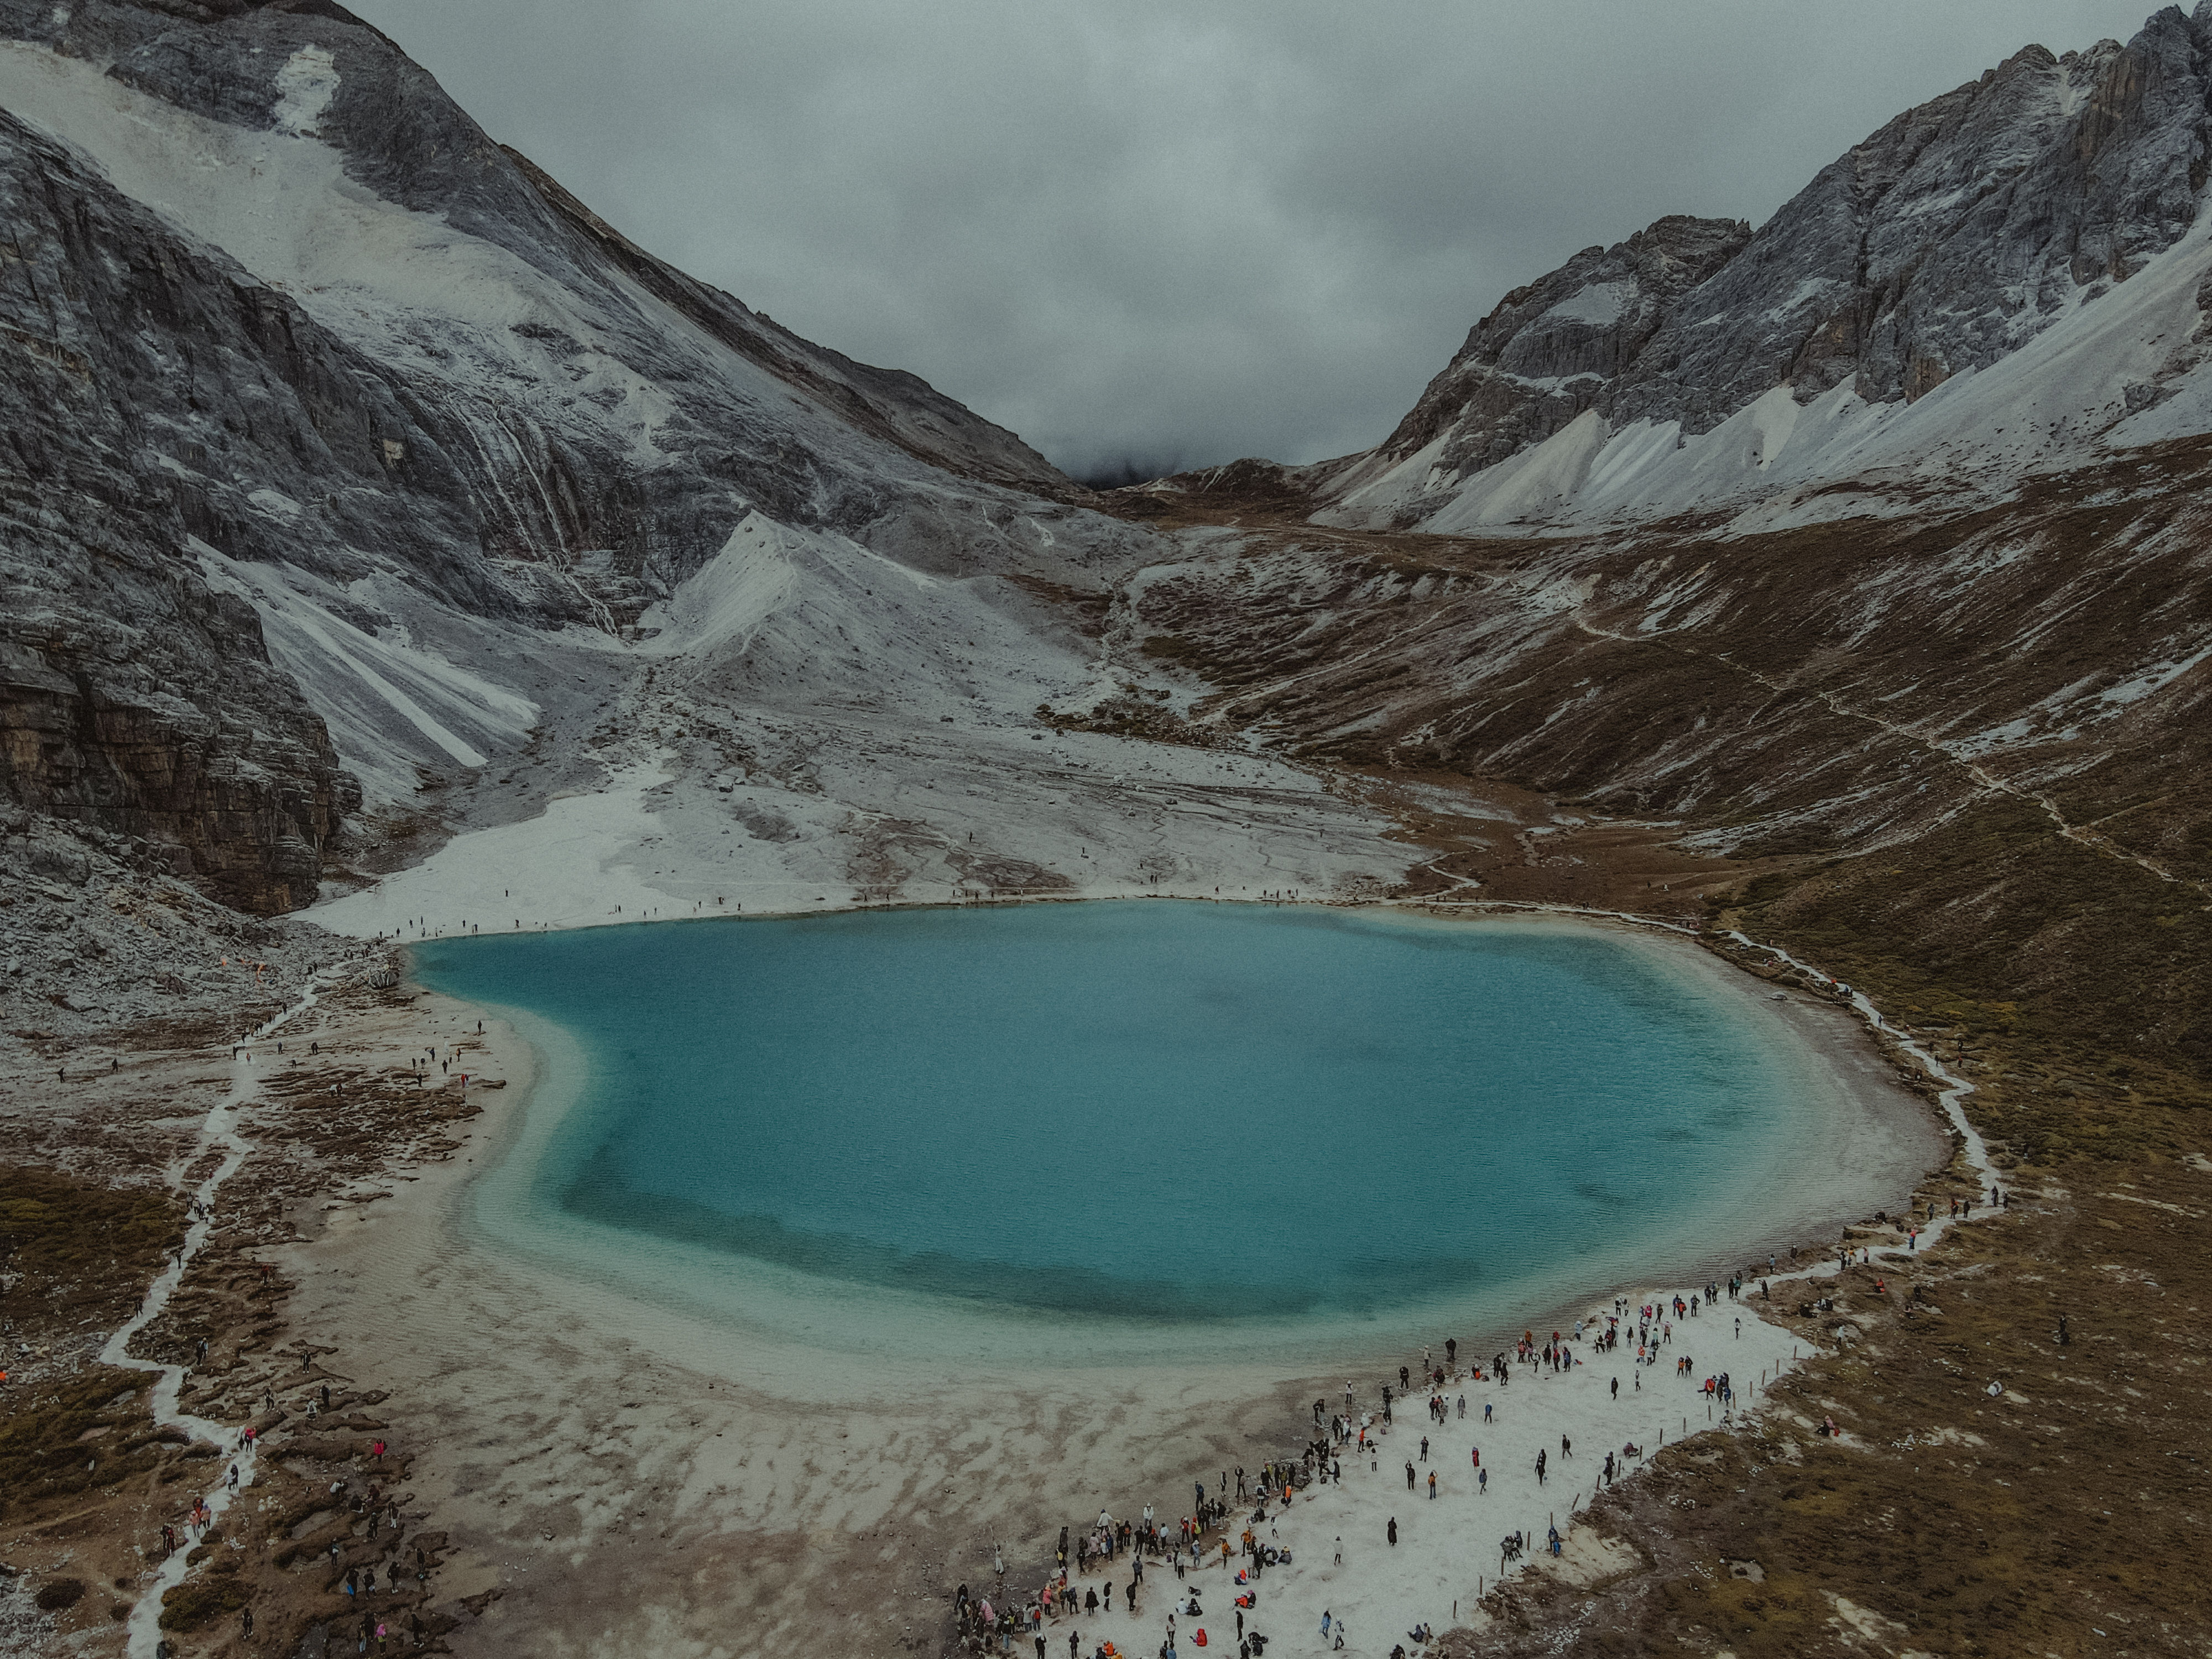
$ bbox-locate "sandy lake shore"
[226,900,1952,1659]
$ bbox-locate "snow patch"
[2096,640,2212,707]
[193,545,538,796]
[246,486,303,520]
[1323,192,2212,538]
[1421,409,1611,531]
[638,514,806,656]
[270,45,338,138]
[307,765,681,936]
[1950,716,2038,758]
[0,40,811,481]
[1541,280,1635,327]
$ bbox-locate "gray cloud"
[353,0,2167,479]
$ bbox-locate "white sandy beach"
[1044,1297,1805,1659]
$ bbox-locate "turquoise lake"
[411,902,1845,1356]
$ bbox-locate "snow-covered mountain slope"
[0,0,1411,917]
[1316,2,2212,534]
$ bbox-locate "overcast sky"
[354,1,2166,481]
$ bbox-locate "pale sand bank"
[273,907,1946,1658]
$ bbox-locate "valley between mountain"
[7,1,2212,1655]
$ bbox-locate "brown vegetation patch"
[1036,690,1241,750]
[0,1164,183,1336]
[0,1369,178,1520]
[1441,1153,2212,1656]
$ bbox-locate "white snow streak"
[270,45,338,138]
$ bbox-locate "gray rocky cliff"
[1324,2,2212,520]
[0,0,1105,913]
[0,107,363,913]
[1355,215,1751,483]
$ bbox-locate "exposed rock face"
[11,0,2212,936]
[0,796,353,1032]
[1652,17,2211,415]
[1352,216,1752,484]
[0,0,1097,912]
[0,109,359,913]
[0,0,1082,576]
[1322,3,2212,526]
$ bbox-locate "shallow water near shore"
[413,902,1919,1366]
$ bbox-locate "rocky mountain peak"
[1319,2,2212,533]
[1362,215,1752,483]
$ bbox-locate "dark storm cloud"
[353,1,2164,478]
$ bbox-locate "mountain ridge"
[0,0,1125,912]
[498,145,1083,505]
[1305,2,2212,533]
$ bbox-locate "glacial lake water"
[413,902,1855,1363]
